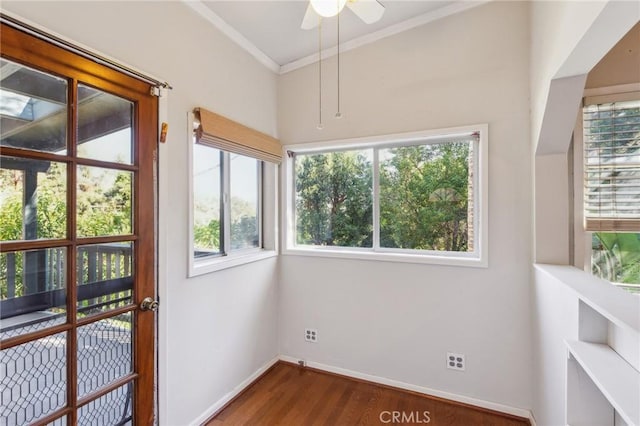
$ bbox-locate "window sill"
[189,249,277,277]
[283,246,487,268]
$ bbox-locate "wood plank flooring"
[206,362,530,426]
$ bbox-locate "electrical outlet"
[446,352,465,371]
[305,328,318,343]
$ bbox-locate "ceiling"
[189,1,480,73]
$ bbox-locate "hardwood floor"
[206,362,530,426]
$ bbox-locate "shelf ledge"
[566,340,640,426]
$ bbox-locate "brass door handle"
[140,297,159,312]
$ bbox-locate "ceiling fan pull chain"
[336,3,343,120]
[317,17,323,130]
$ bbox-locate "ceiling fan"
[301,0,385,29]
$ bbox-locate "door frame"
[0,20,159,425]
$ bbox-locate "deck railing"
[1,243,133,323]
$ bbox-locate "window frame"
[573,84,640,291]
[282,124,489,268]
[187,112,277,277]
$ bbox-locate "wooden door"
[0,23,157,425]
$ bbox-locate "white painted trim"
[181,0,487,75]
[182,0,281,74]
[583,83,640,98]
[278,355,533,420]
[189,356,280,426]
[281,124,489,268]
[279,0,490,74]
[157,90,171,426]
[534,264,640,333]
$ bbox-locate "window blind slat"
[583,99,640,232]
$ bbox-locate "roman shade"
[583,97,640,232]
[193,107,282,164]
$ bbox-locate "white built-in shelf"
[566,340,640,426]
[535,264,640,334]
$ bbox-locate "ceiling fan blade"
[346,0,385,24]
[301,3,320,30]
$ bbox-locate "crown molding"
[183,0,281,74]
[184,0,489,76]
[279,0,489,74]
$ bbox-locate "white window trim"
[282,124,489,268]
[187,112,278,277]
[574,83,640,286]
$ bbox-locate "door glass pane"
[77,166,132,238]
[0,59,68,154]
[77,85,133,164]
[230,155,260,250]
[77,314,132,397]
[0,248,67,340]
[76,242,133,318]
[77,382,133,426]
[0,332,67,425]
[0,157,67,242]
[193,144,222,258]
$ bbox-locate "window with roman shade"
[188,108,280,276]
[583,97,640,232]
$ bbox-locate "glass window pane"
[295,150,373,247]
[0,59,68,154]
[76,243,133,318]
[77,166,132,238]
[379,142,472,252]
[77,314,132,398]
[0,248,67,340]
[230,155,260,250]
[0,332,67,425]
[193,144,222,257]
[0,157,67,242]
[592,232,640,294]
[77,85,133,164]
[78,382,132,426]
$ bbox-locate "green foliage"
[231,216,258,250]
[1,162,133,300]
[380,142,470,251]
[592,233,640,287]
[294,142,471,252]
[295,151,373,247]
[194,219,221,253]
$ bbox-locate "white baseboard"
[189,356,280,426]
[279,355,533,421]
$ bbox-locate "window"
[189,108,280,275]
[579,95,640,293]
[284,125,488,267]
[192,147,261,257]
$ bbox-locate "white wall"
[278,1,533,412]
[530,1,640,425]
[0,2,280,424]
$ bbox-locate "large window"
[285,125,488,267]
[188,108,280,275]
[580,96,640,293]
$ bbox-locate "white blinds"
[583,98,640,232]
